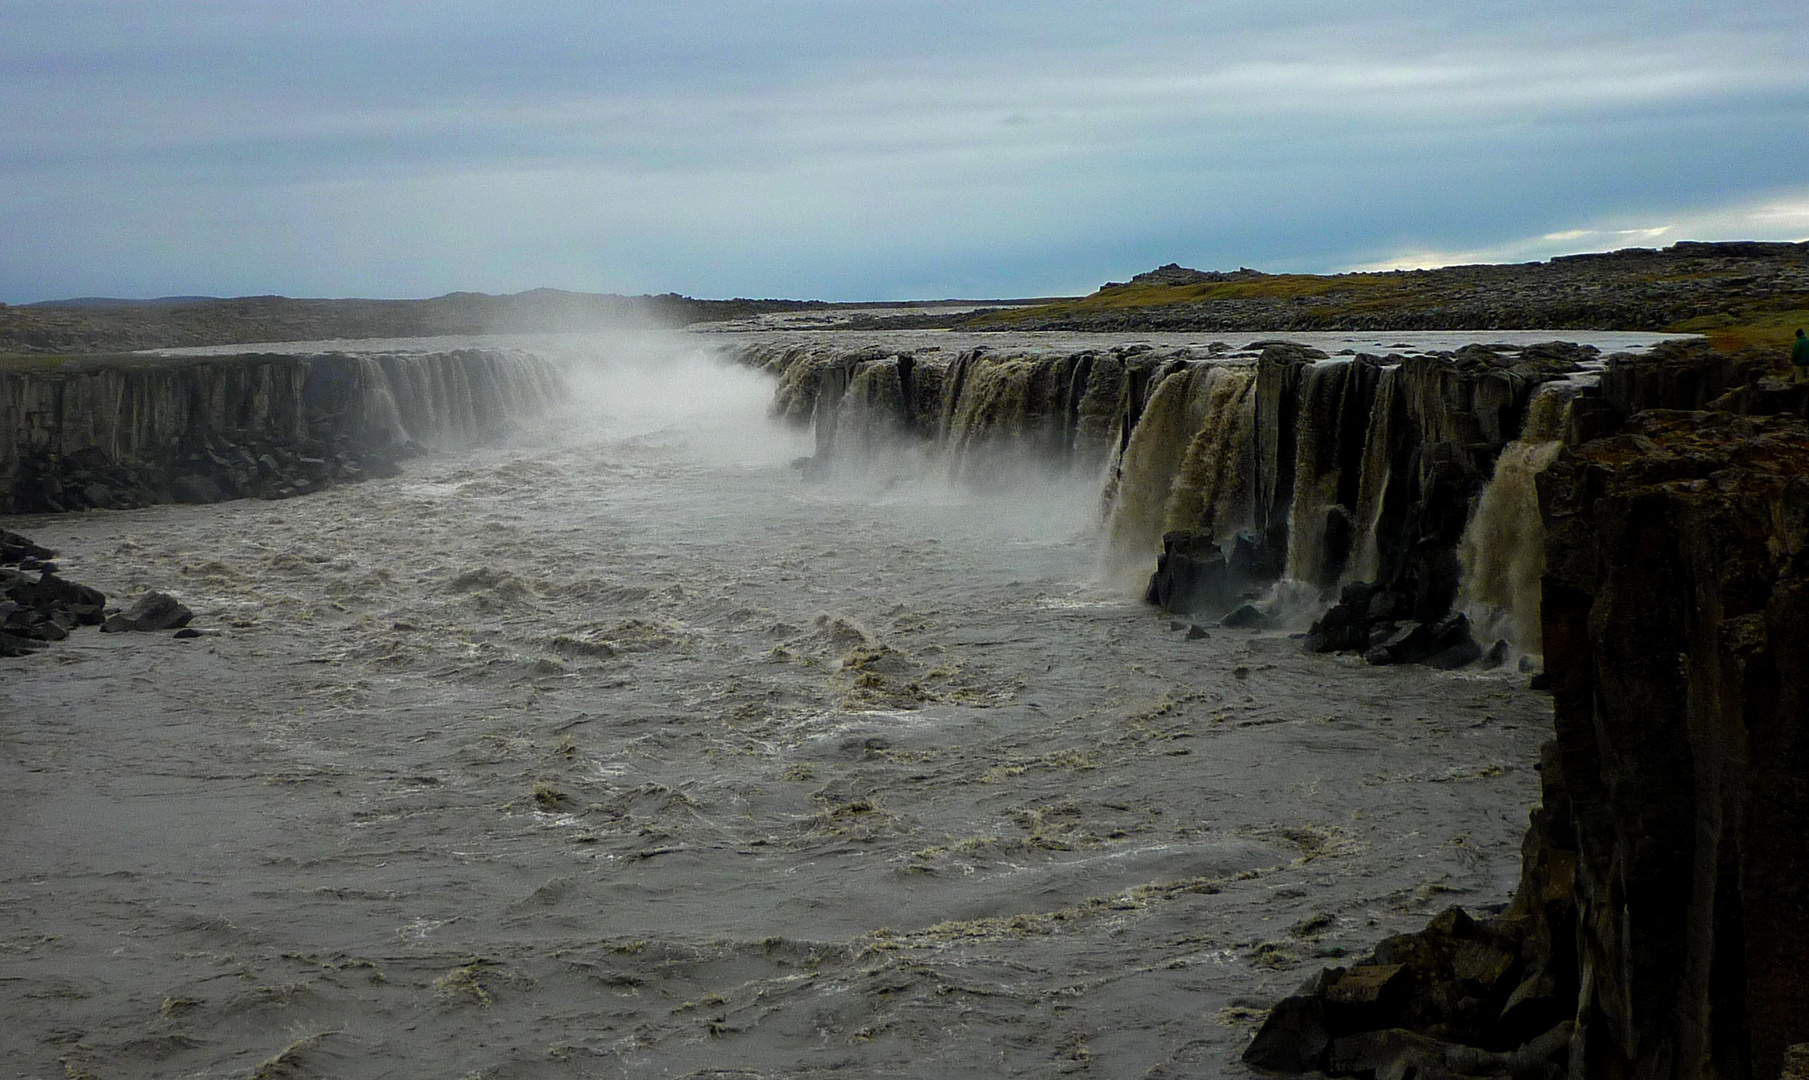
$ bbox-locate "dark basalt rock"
[0,534,109,657]
[1243,903,1575,1076]
[102,591,194,633]
[1218,603,1271,629]
[1145,530,1249,616]
[1533,407,1809,1078]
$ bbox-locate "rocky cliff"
[1536,408,1808,1078]
[0,348,562,513]
[1241,360,1809,1080]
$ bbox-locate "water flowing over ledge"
[729,333,1652,658]
[0,347,562,512]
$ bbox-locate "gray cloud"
[3,2,1805,300]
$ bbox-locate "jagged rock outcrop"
[0,348,561,512]
[1244,365,1809,1080]
[1,529,106,656]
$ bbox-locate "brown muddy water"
[3,333,1566,1079]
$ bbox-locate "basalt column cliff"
[0,349,562,512]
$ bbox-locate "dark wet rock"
[1243,992,1332,1072]
[1332,604,1481,669]
[0,529,55,562]
[170,473,228,504]
[11,572,103,617]
[0,630,46,657]
[1146,530,1246,616]
[1218,603,1270,629]
[1184,624,1209,640]
[1243,902,1572,1076]
[102,591,193,633]
[172,627,203,639]
[0,533,108,657]
[1532,408,1809,1077]
[1422,635,1485,670]
[1478,639,1510,670]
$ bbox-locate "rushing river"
[1,330,1597,1078]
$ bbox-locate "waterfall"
[1345,364,1400,584]
[1159,365,1257,544]
[1457,382,1577,650]
[333,350,563,449]
[1282,361,1349,586]
[1280,359,1379,588]
[1102,365,1217,577]
[835,359,914,462]
[353,357,410,446]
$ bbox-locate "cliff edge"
[1244,365,1809,1079]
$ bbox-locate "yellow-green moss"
[1666,307,1809,352]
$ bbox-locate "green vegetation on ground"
[1664,305,1809,352]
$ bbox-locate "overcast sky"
[3,1,1807,302]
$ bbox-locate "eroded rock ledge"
[0,348,562,513]
[1246,380,1809,1079]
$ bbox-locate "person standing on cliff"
[1794,328,1809,383]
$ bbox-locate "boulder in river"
[102,591,194,633]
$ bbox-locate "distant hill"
[957,242,1809,349]
[21,296,222,309]
[0,289,832,354]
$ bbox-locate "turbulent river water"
[0,329,1647,1079]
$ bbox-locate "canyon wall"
[0,349,562,513]
[1534,408,1808,1079]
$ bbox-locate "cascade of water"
[1345,365,1400,584]
[354,356,409,446]
[944,355,1043,482]
[835,360,912,462]
[1282,360,1353,587]
[812,357,855,461]
[1457,381,1579,650]
[1159,365,1257,544]
[344,350,564,448]
[1101,365,1217,575]
[450,358,479,436]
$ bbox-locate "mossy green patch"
[1666,305,1809,352]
